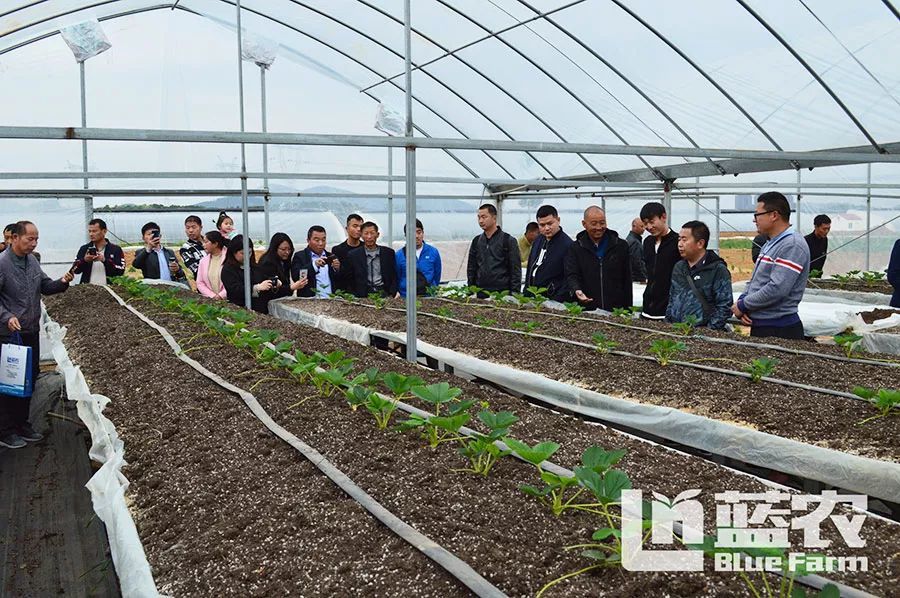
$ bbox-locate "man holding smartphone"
[133,222,186,283]
[72,218,125,286]
[291,225,341,298]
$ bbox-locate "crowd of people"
[1,194,899,449]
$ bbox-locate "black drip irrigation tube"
[432,297,900,369]
[253,299,881,597]
[103,287,508,598]
[348,301,870,405]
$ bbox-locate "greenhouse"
[0,1,899,597]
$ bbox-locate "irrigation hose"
[103,286,508,598]
[432,296,898,368]
[341,300,870,404]
[259,298,877,598]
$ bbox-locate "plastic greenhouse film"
[40,308,158,598]
[267,301,900,505]
[103,288,508,598]
[59,19,112,62]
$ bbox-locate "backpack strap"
[682,267,713,317]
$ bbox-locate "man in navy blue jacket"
[524,205,573,302]
[73,218,125,285]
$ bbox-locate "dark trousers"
[750,321,805,340]
[0,331,39,435]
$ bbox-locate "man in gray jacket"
[625,218,647,283]
[733,192,809,340]
[0,221,73,449]
[467,204,521,294]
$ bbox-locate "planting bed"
[286,298,899,464]
[810,280,894,295]
[43,289,469,597]
[44,284,900,597]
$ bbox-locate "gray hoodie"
[737,227,809,326]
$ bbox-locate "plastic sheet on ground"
[268,299,900,505]
[40,307,158,598]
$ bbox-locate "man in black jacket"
[348,222,398,298]
[625,218,647,283]
[565,206,632,311]
[805,214,830,277]
[640,202,680,319]
[524,205,573,302]
[291,225,342,298]
[73,218,125,285]
[133,222,186,284]
[330,213,363,292]
[467,203,521,294]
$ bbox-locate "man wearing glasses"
[733,192,810,340]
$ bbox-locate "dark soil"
[810,280,894,295]
[860,309,900,325]
[49,285,900,596]
[43,289,470,597]
[290,299,900,463]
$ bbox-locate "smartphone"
[87,245,98,256]
[69,259,81,274]
[298,269,308,281]
[324,254,336,265]
[150,230,161,240]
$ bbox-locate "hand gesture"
[574,290,591,304]
[7,316,21,332]
[331,257,341,271]
[291,277,309,291]
[61,271,74,284]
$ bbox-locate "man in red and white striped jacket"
[733,192,810,340]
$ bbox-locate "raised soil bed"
[284,298,899,464]
[44,284,900,597]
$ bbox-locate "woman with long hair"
[196,231,228,299]
[220,235,279,313]
[258,232,308,300]
[216,211,235,239]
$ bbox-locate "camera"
[268,276,280,287]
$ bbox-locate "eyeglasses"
[752,210,776,221]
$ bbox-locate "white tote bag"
[0,333,33,397]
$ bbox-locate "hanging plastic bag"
[241,32,279,68]
[375,103,406,136]
[59,19,112,63]
[0,332,33,397]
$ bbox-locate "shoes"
[0,433,26,449]
[17,424,44,443]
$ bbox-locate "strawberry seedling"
[649,339,686,366]
[833,333,863,358]
[745,358,777,383]
[592,333,619,355]
[853,386,900,425]
[672,314,699,336]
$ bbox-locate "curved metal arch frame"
[280,0,552,178]
[0,0,515,182]
[608,0,784,152]
[434,0,663,178]
[735,0,884,153]
[511,0,724,176]
[352,0,582,178]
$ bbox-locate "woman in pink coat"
[196,231,228,299]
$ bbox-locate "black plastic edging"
[264,299,878,598]
[433,296,900,368]
[103,286,508,598]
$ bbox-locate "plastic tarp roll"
[59,19,112,62]
[41,308,158,598]
[267,301,900,505]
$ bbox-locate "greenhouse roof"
[2,0,899,185]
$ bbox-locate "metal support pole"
[694,176,700,220]
[495,195,504,229]
[260,64,271,242]
[79,61,92,240]
[403,0,417,363]
[663,180,672,216]
[601,195,606,213]
[795,169,802,233]
[866,164,871,271]
[712,195,720,251]
[387,147,394,247]
[236,0,252,310]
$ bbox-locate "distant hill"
[192,184,475,213]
